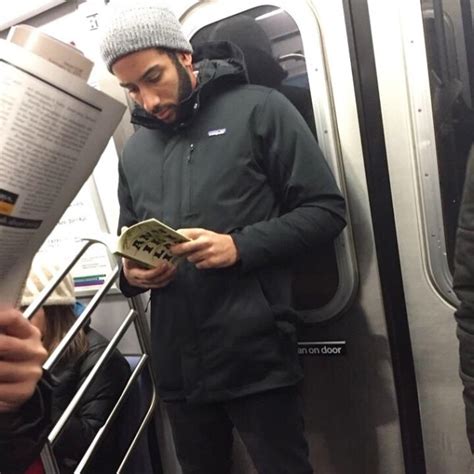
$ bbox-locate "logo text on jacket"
[208,128,226,137]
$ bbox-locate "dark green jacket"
[119,42,346,403]
[454,147,474,452]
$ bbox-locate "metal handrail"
[33,239,160,473]
[117,360,157,474]
[48,308,137,444]
[278,52,306,63]
[44,267,120,373]
[40,441,60,473]
[23,241,95,321]
[74,354,152,473]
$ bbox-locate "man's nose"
[141,87,160,114]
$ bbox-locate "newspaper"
[0,37,126,306]
[7,24,94,80]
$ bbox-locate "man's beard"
[150,55,194,123]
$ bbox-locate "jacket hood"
[131,41,248,130]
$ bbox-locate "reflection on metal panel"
[368,0,472,471]
[389,0,474,305]
[421,0,474,280]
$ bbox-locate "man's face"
[113,48,195,124]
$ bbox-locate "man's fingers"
[172,236,209,256]
[173,228,212,255]
[123,258,153,273]
[186,250,208,264]
[148,265,177,288]
[176,228,204,240]
[124,259,177,288]
[124,258,171,274]
[124,259,173,280]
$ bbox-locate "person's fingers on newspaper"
[173,228,239,269]
[0,308,47,412]
[122,258,177,288]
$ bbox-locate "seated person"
[21,260,131,473]
[0,307,51,474]
[204,14,317,137]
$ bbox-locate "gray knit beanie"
[100,0,193,72]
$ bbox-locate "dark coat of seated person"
[20,260,131,474]
[0,308,51,474]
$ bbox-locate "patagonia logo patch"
[208,128,226,137]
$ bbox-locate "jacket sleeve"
[53,346,131,464]
[453,147,474,452]
[118,157,139,235]
[117,157,149,297]
[0,376,53,474]
[231,89,346,272]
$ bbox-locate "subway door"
[174,1,406,473]
[368,0,474,472]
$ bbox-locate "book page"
[118,219,190,267]
[0,39,126,306]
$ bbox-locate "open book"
[90,219,190,268]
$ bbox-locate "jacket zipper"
[187,143,194,162]
[185,143,194,216]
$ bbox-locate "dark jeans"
[165,386,313,474]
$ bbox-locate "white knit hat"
[21,259,76,307]
[99,0,193,72]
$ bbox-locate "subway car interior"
[2,0,474,472]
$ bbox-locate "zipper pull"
[187,143,194,163]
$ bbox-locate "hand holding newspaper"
[0,26,126,306]
[89,219,191,268]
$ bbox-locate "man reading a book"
[100,1,346,473]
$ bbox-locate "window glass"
[421,0,474,272]
[191,6,339,310]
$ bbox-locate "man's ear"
[178,52,193,67]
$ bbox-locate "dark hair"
[157,47,186,67]
[42,305,89,365]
